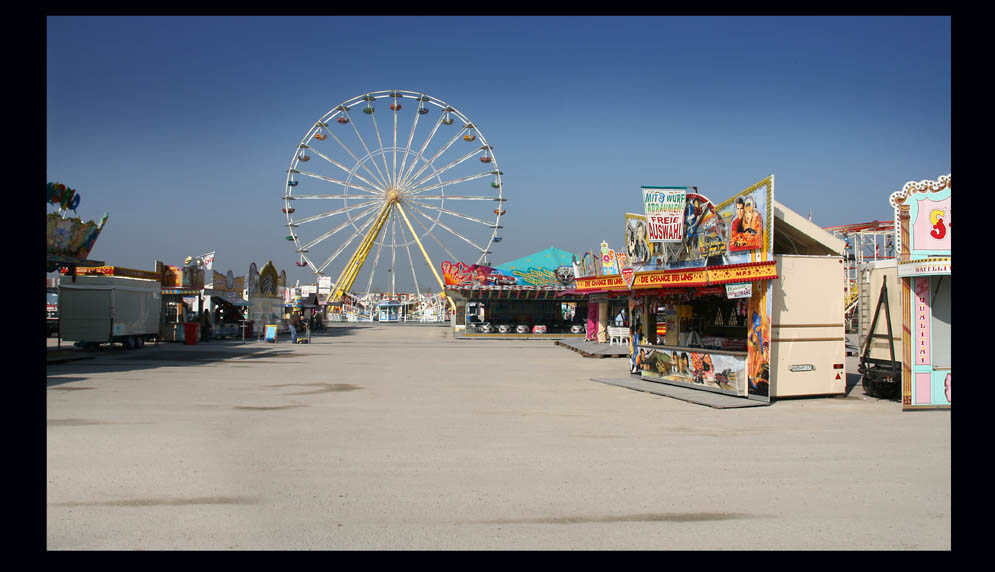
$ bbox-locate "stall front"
[442,247,587,338]
[890,174,951,410]
[575,176,847,403]
[247,261,289,336]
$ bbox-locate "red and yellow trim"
[574,260,777,293]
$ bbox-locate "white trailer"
[58,275,161,349]
[769,254,848,398]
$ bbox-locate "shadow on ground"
[44,330,372,381]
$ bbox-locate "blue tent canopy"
[492,247,577,287]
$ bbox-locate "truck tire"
[861,373,899,399]
[123,336,136,350]
[135,336,145,349]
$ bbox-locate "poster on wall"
[636,346,748,395]
[715,176,773,262]
[600,241,620,275]
[641,187,688,242]
[624,213,663,267]
[652,191,728,267]
[746,278,772,399]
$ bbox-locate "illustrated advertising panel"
[624,213,664,268]
[441,261,517,286]
[212,269,246,304]
[636,176,774,271]
[635,345,748,396]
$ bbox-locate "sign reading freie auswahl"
[642,187,687,243]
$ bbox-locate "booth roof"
[492,246,576,273]
[773,200,846,256]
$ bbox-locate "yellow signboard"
[706,261,778,285]
[574,261,777,293]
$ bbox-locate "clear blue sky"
[47,16,950,291]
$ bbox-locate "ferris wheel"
[283,90,506,302]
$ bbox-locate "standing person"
[289,312,301,344]
[199,307,211,341]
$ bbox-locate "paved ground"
[46,325,950,550]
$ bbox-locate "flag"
[199,251,216,271]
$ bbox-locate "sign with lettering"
[642,187,688,242]
[706,261,778,285]
[633,268,709,289]
[573,261,776,293]
[914,276,931,366]
[725,283,753,299]
[898,257,951,277]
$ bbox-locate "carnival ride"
[283,91,506,308]
[823,220,896,334]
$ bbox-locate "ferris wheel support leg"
[394,202,456,311]
[331,202,394,300]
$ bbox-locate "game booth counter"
[890,174,951,410]
[444,247,589,339]
[574,175,848,403]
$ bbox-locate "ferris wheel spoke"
[289,199,381,226]
[362,217,389,298]
[406,201,487,254]
[347,111,392,191]
[304,147,385,192]
[397,97,433,190]
[407,171,494,196]
[366,108,393,188]
[404,202,462,262]
[316,211,383,274]
[390,213,398,294]
[407,199,501,228]
[410,194,506,201]
[298,204,381,252]
[290,168,382,195]
[286,194,380,200]
[399,127,468,189]
[405,149,483,190]
[392,102,400,187]
[396,220,422,298]
[324,117,390,190]
[398,113,446,188]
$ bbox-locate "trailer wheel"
[861,374,899,399]
[135,336,145,349]
[123,336,137,350]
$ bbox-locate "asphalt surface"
[46,325,950,550]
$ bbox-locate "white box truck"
[58,275,161,349]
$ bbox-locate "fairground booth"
[204,268,251,339]
[247,261,289,335]
[444,247,588,338]
[573,175,848,403]
[66,259,207,343]
[890,174,951,410]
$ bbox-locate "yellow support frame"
[330,201,394,301]
[328,197,455,313]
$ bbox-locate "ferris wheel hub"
[387,189,401,203]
